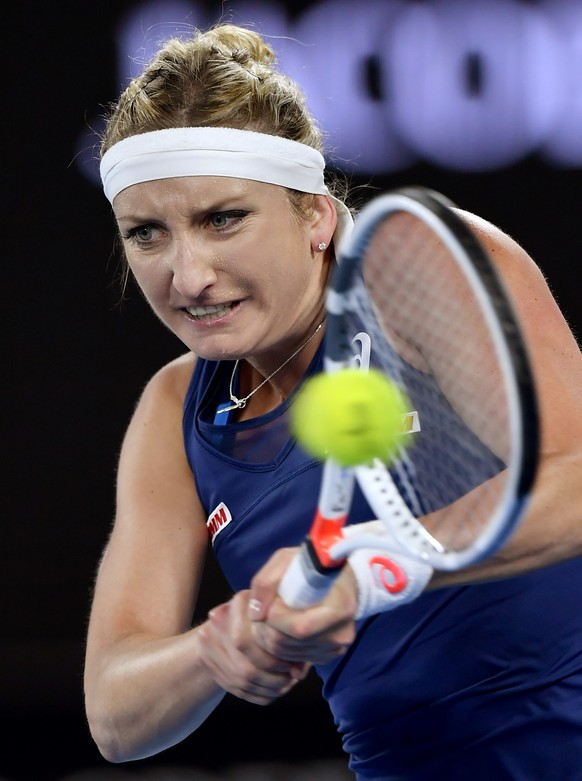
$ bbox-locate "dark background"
[4,1,581,779]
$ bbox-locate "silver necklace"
[216,320,325,415]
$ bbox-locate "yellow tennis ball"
[291,368,409,466]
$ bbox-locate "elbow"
[85,698,145,764]
[96,744,128,766]
[86,713,131,764]
[87,723,153,764]
[84,667,157,763]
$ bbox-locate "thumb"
[248,547,299,621]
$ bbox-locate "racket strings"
[349,212,515,554]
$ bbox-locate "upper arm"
[422,209,582,580]
[454,208,582,455]
[87,352,208,654]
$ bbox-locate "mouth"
[184,302,237,321]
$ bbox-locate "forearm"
[85,624,225,763]
[432,450,582,587]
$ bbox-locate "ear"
[310,194,338,253]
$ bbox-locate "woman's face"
[113,176,334,362]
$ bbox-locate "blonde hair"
[101,24,352,297]
[101,24,324,155]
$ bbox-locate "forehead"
[113,175,288,216]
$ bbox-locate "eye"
[121,224,161,246]
[208,210,247,230]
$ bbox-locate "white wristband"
[346,523,433,619]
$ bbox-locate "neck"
[227,320,325,419]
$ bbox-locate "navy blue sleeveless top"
[183,345,582,780]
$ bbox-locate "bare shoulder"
[452,207,576,329]
[455,208,582,447]
[453,208,543,281]
[140,351,197,408]
[118,350,201,513]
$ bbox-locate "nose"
[170,236,218,298]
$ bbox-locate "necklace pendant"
[221,320,325,418]
[216,397,247,415]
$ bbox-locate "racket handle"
[278,543,341,609]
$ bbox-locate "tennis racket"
[279,186,539,609]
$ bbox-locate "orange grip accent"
[309,510,348,568]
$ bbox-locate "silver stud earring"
[318,242,327,251]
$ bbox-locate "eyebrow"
[113,185,256,223]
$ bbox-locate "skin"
[114,176,335,405]
[85,175,347,762]
[84,176,582,764]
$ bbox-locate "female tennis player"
[84,22,582,780]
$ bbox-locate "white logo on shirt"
[206,502,232,542]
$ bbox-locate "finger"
[251,619,354,663]
[265,598,354,639]
[248,547,299,621]
[233,674,301,706]
[202,642,300,704]
[208,594,300,675]
[265,568,358,636]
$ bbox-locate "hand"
[248,547,358,665]
[198,590,309,705]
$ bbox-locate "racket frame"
[279,187,539,607]
[326,187,538,570]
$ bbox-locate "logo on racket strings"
[351,331,421,435]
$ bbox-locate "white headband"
[100,127,353,252]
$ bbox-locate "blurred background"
[4,0,582,778]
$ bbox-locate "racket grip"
[278,543,341,609]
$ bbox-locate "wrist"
[348,546,433,619]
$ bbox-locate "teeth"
[187,303,231,318]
